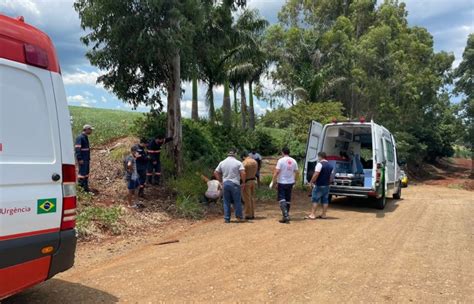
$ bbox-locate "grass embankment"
[70,106,143,239]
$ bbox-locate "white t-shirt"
[276,156,299,184]
[315,159,327,172]
[207,180,220,192]
[215,156,245,185]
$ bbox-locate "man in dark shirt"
[132,138,149,197]
[147,135,173,185]
[75,124,94,192]
[306,152,334,219]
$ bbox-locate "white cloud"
[1,0,40,17]
[67,94,97,105]
[79,103,91,108]
[181,99,208,118]
[63,70,102,87]
[101,96,107,103]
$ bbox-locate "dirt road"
[7,184,474,303]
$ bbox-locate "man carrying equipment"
[147,135,173,185]
[75,124,94,192]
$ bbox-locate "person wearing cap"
[214,149,246,223]
[75,124,94,192]
[124,146,141,209]
[132,138,149,197]
[248,149,262,187]
[147,134,173,185]
[241,151,258,220]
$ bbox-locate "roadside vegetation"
[71,0,472,239]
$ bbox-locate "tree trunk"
[223,79,231,128]
[166,51,183,175]
[240,81,247,129]
[207,83,215,124]
[191,76,198,121]
[233,85,239,113]
[248,81,255,130]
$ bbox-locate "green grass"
[70,106,143,146]
[76,205,123,238]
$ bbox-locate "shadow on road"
[330,196,400,218]
[3,279,118,304]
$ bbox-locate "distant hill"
[70,106,143,146]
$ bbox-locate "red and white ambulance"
[0,14,77,299]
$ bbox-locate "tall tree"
[74,0,204,174]
[222,79,232,127]
[195,1,246,124]
[191,76,199,120]
[230,9,269,129]
[454,34,474,175]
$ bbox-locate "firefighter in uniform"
[75,124,94,192]
[132,138,149,197]
[147,135,173,185]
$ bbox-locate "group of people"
[75,124,334,218]
[75,124,173,209]
[212,147,334,224]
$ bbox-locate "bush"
[76,205,123,237]
[175,195,204,219]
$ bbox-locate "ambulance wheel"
[393,183,402,199]
[374,195,386,210]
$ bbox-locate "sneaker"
[224,219,230,223]
[279,217,290,224]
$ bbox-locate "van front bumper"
[329,185,377,198]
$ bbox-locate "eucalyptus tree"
[75,0,206,174]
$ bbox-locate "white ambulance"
[304,119,403,209]
[0,15,77,299]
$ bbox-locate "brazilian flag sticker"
[37,198,57,214]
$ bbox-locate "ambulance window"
[0,65,55,163]
[385,139,394,163]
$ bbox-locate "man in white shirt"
[214,148,246,223]
[271,147,299,224]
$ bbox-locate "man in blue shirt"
[306,152,334,219]
[75,124,94,192]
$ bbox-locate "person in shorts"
[271,147,299,224]
[306,152,334,219]
[124,146,141,209]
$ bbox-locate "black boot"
[279,200,290,223]
[154,175,161,185]
[138,187,145,198]
[147,175,153,185]
[83,178,91,193]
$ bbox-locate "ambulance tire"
[393,183,402,199]
[374,195,386,210]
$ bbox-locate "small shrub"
[76,205,123,237]
[261,175,273,186]
[256,187,275,201]
[76,186,94,205]
[110,146,130,162]
[175,194,204,219]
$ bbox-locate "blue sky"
[1,0,472,115]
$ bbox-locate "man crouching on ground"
[272,147,299,224]
[214,148,246,223]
